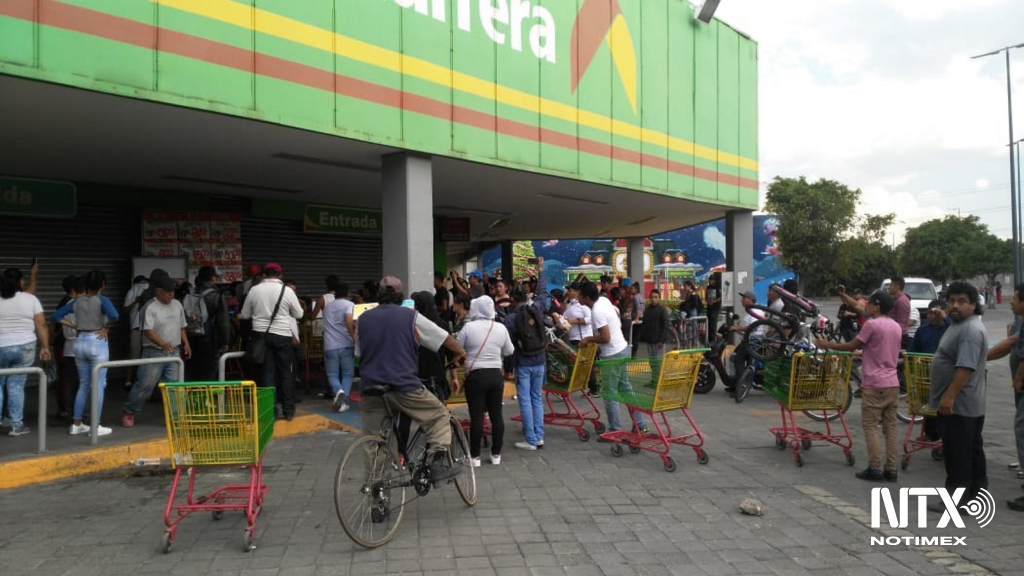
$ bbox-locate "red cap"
[247,264,263,276]
[264,262,282,274]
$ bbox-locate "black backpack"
[514,305,548,356]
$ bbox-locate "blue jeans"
[603,347,648,432]
[515,363,545,446]
[325,347,355,397]
[0,341,36,428]
[124,347,181,415]
[73,333,110,421]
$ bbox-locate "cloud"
[703,226,727,257]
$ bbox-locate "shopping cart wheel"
[160,532,172,554]
[242,529,255,552]
[696,450,710,465]
[845,451,855,466]
[593,421,607,434]
[801,439,812,450]
[629,444,642,454]
[663,457,677,472]
[212,511,224,521]
[775,432,786,450]
[610,443,624,457]
[795,453,804,467]
[901,454,911,471]
[931,448,943,461]
[577,429,591,442]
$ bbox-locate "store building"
[1,0,759,324]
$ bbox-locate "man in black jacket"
[639,289,671,378]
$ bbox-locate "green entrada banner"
[304,204,382,236]
[0,176,77,218]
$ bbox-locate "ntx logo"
[871,488,994,529]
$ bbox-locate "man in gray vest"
[358,276,467,481]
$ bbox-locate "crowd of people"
[818,277,1023,513]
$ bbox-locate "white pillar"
[726,210,754,322]
[628,237,646,296]
[382,153,434,294]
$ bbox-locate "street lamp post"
[973,42,1024,285]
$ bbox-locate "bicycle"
[334,383,477,549]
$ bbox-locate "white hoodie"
[456,296,514,372]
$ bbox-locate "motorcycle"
[693,312,739,394]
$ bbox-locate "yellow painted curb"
[0,413,348,491]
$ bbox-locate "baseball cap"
[154,275,176,292]
[621,278,632,287]
[379,276,404,293]
[246,264,263,276]
[264,262,282,274]
[868,290,894,309]
[740,290,757,301]
[468,270,483,279]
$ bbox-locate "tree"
[764,176,860,295]
[834,237,897,293]
[898,216,1011,285]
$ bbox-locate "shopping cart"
[159,381,274,553]
[596,349,709,471]
[763,352,855,467]
[901,353,942,469]
[512,343,604,441]
[447,368,491,447]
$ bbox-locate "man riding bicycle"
[357,276,468,482]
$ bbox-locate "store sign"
[142,210,244,283]
[440,217,470,241]
[304,204,382,236]
[0,177,77,218]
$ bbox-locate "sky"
[713,0,1024,244]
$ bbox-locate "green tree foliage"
[898,216,1011,285]
[765,176,893,295]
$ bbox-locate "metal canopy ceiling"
[1,75,733,241]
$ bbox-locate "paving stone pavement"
[2,306,1023,575]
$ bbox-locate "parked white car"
[880,278,938,316]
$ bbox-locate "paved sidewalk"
[2,306,1023,575]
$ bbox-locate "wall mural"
[481,215,791,304]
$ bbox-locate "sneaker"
[855,468,884,482]
[122,413,134,428]
[427,450,463,483]
[471,457,481,468]
[490,454,501,466]
[336,402,350,414]
[70,423,89,435]
[332,391,346,412]
[537,440,545,450]
[515,441,537,451]
[94,425,112,436]
[638,425,651,435]
[1007,496,1024,512]
[883,470,898,483]
[8,424,30,437]
[1017,470,1024,479]
[0,417,9,428]
[1009,462,1020,470]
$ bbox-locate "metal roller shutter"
[241,217,382,302]
[0,204,137,359]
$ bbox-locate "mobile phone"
[31,257,37,267]
[527,257,539,264]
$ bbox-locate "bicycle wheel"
[744,320,787,362]
[335,435,407,549]
[734,366,755,403]
[802,381,852,422]
[448,418,478,506]
[694,360,716,394]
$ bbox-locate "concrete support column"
[726,210,754,325]
[501,241,514,283]
[382,152,434,294]
[628,238,646,296]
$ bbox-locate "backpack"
[513,305,548,356]
[183,288,215,337]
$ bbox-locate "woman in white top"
[0,271,51,436]
[456,296,514,466]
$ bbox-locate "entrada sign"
[303,204,382,236]
[0,176,77,218]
